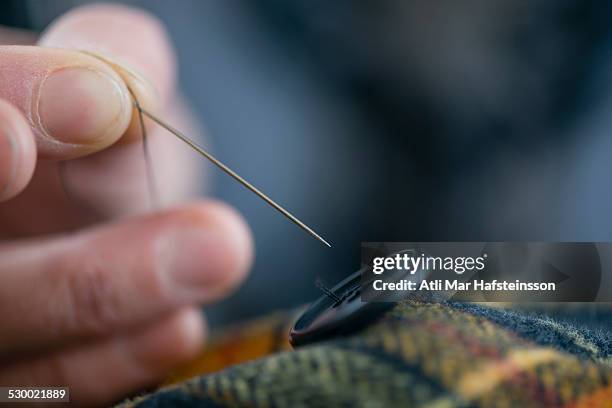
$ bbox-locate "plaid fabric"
[118,302,612,407]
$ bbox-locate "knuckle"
[62,258,123,336]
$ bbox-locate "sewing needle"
[138,106,332,248]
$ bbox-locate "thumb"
[0,46,132,159]
[39,3,178,144]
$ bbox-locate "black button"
[289,268,395,348]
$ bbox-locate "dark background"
[3,0,612,325]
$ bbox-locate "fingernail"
[0,126,17,198]
[164,228,236,291]
[37,67,128,145]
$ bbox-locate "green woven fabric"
[118,302,612,407]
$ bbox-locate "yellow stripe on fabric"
[566,383,612,408]
[456,348,563,399]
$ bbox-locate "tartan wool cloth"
[118,302,612,407]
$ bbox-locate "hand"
[0,4,253,405]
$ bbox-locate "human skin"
[0,4,253,406]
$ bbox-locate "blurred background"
[3,0,612,325]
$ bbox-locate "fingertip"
[196,200,255,285]
[40,3,176,103]
[37,3,180,149]
[171,308,207,362]
[0,99,36,201]
[165,201,254,298]
[36,65,132,150]
[0,46,134,159]
[39,3,178,146]
[127,308,205,370]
